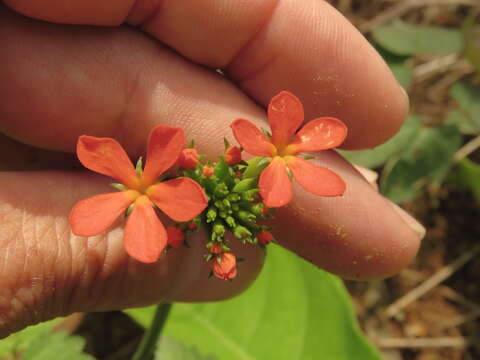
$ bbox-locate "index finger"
[4,0,408,150]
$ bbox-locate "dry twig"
[360,0,480,33]
[412,54,475,83]
[374,336,470,349]
[454,134,480,162]
[384,245,480,318]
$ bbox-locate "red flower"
[167,226,185,248]
[212,252,237,280]
[257,230,274,245]
[224,146,242,165]
[231,91,347,207]
[178,148,200,169]
[69,125,208,263]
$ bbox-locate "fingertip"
[272,151,421,280]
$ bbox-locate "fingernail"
[400,86,410,111]
[353,165,378,184]
[389,200,426,239]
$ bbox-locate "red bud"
[167,226,185,247]
[212,252,237,280]
[224,146,242,165]
[178,148,200,169]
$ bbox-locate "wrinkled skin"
[0,0,424,338]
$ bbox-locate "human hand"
[0,0,424,338]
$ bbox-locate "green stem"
[132,303,173,360]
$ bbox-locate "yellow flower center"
[276,143,298,158]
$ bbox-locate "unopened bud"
[211,252,237,280]
[225,216,236,227]
[257,230,274,245]
[214,183,229,198]
[250,203,265,216]
[213,223,225,237]
[202,165,214,178]
[167,226,185,248]
[206,208,217,223]
[242,189,259,202]
[209,243,223,254]
[187,220,198,231]
[224,146,242,165]
[233,225,252,240]
[178,148,200,169]
[238,210,255,223]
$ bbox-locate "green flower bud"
[238,210,255,224]
[233,225,252,240]
[214,182,229,198]
[242,189,259,202]
[225,216,236,227]
[206,208,217,223]
[250,203,266,217]
[222,199,231,208]
[213,223,225,237]
[227,193,241,202]
[214,200,225,210]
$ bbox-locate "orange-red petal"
[77,136,138,188]
[124,198,167,263]
[288,117,348,153]
[147,178,208,222]
[268,91,304,148]
[259,156,293,207]
[230,119,276,157]
[142,125,185,186]
[69,190,138,237]
[286,156,346,196]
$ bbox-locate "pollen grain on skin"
[329,224,347,239]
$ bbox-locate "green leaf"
[0,318,61,357]
[372,21,464,56]
[126,246,382,360]
[448,159,480,201]
[21,330,93,360]
[155,336,217,360]
[214,158,229,180]
[377,48,413,89]
[389,61,413,89]
[381,124,462,203]
[232,178,257,193]
[339,115,422,168]
[446,81,480,134]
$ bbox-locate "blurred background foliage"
[1,1,479,359]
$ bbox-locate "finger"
[0,171,264,338]
[0,9,423,278]
[2,0,408,149]
[270,151,424,280]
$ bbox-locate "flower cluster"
[69,91,347,280]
